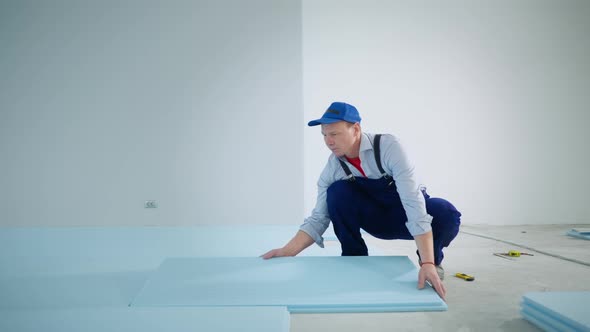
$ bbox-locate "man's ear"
[353,122,361,135]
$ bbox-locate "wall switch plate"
[144,200,157,208]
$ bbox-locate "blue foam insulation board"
[521,305,568,332]
[522,292,590,332]
[0,226,389,331]
[0,226,325,332]
[130,256,447,313]
[0,307,290,332]
[566,229,590,240]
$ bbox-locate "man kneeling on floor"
[262,102,461,300]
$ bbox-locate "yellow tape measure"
[455,273,475,281]
[508,250,534,257]
[508,250,521,257]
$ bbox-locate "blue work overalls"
[326,135,461,265]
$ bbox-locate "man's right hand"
[261,230,315,260]
[261,248,290,259]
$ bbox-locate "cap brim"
[307,117,342,126]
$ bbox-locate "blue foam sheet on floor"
[521,292,590,332]
[0,226,337,332]
[0,226,389,330]
[566,229,590,240]
[0,226,346,282]
[0,307,290,332]
[521,305,568,332]
[131,256,447,313]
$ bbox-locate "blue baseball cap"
[307,102,361,126]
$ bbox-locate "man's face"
[321,121,359,157]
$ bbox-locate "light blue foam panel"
[521,305,568,332]
[566,229,590,240]
[130,256,447,313]
[0,226,343,281]
[522,292,590,332]
[0,307,290,332]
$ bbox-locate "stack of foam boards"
[566,229,590,240]
[521,292,590,332]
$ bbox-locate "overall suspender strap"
[374,134,391,179]
[338,134,390,181]
[338,159,355,182]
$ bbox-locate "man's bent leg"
[326,180,371,256]
[425,197,462,265]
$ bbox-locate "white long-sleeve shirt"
[300,132,433,247]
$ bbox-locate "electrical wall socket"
[144,200,157,208]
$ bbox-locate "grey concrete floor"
[291,224,590,332]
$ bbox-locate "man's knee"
[326,180,356,207]
[427,198,461,238]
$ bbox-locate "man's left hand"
[417,264,446,301]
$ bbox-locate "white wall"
[3,1,589,228]
[303,0,590,225]
[0,0,303,226]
